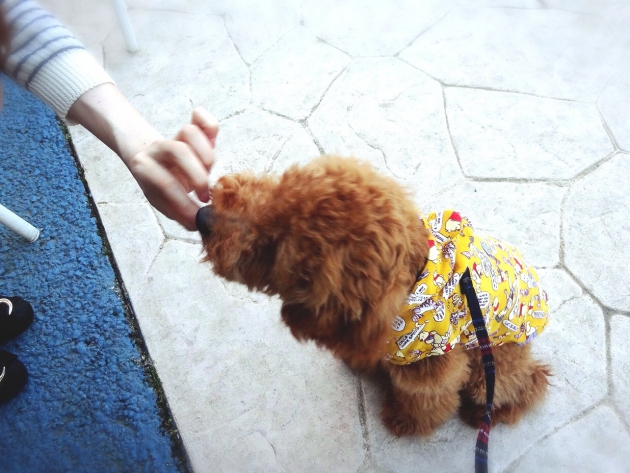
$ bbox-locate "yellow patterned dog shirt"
[386,210,549,365]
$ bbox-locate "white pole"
[111,0,139,53]
[0,204,40,242]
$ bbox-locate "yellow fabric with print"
[386,210,549,366]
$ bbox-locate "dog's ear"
[214,172,279,214]
[213,174,243,212]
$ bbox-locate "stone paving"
[41,0,630,471]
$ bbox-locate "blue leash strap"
[460,267,495,473]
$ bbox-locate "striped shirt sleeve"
[1,0,114,118]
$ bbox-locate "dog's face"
[198,156,428,369]
[196,171,281,291]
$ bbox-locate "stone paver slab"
[104,10,250,136]
[132,240,365,473]
[400,7,624,102]
[605,5,630,47]
[543,0,627,15]
[492,295,608,471]
[511,405,630,473]
[154,210,201,243]
[446,87,613,179]
[611,315,630,427]
[362,374,473,473]
[210,110,318,181]
[72,136,145,205]
[424,181,566,267]
[563,154,630,311]
[598,58,630,152]
[96,203,164,295]
[252,26,350,120]
[302,0,455,57]
[309,57,462,201]
[225,0,302,64]
[268,127,322,173]
[462,0,541,6]
[127,0,233,15]
[537,268,582,312]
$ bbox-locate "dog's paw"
[459,394,521,428]
[457,392,486,429]
[381,398,435,437]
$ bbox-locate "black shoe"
[0,350,28,405]
[0,296,34,344]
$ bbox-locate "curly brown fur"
[458,344,551,428]
[382,349,471,436]
[198,155,550,436]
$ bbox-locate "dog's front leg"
[381,349,470,437]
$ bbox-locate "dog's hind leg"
[382,349,470,437]
[458,343,551,428]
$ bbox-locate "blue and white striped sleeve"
[1,0,114,118]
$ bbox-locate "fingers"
[151,180,200,232]
[191,107,219,147]
[175,123,215,171]
[127,108,220,231]
[148,141,211,203]
[131,153,201,231]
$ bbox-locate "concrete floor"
[40,1,630,472]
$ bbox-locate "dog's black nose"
[196,205,215,236]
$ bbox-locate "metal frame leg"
[111,0,139,53]
[0,204,40,243]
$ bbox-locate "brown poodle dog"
[196,155,550,437]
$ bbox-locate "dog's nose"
[196,205,215,236]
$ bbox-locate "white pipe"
[111,0,139,53]
[0,204,40,242]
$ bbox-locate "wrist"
[67,83,163,166]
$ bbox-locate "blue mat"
[0,76,185,472]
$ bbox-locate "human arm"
[1,0,216,230]
[66,84,218,230]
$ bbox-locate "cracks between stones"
[248,25,300,68]
[603,309,615,407]
[503,400,609,472]
[345,119,394,176]
[356,376,371,453]
[441,84,464,178]
[259,430,281,469]
[315,35,353,58]
[300,120,326,155]
[220,108,248,122]
[355,375,379,473]
[393,7,455,58]
[305,64,349,120]
[507,281,630,453]
[216,278,266,306]
[221,15,252,104]
[597,107,622,151]
[501,181,630,470]
[265,130,296,172]
[458,149,619,185]
[397,54,593,106]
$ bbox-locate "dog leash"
[460,267,495,473]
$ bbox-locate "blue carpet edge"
[58,118,192,473]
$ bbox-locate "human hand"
[67,84,219,231]
[127,108,219,231]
